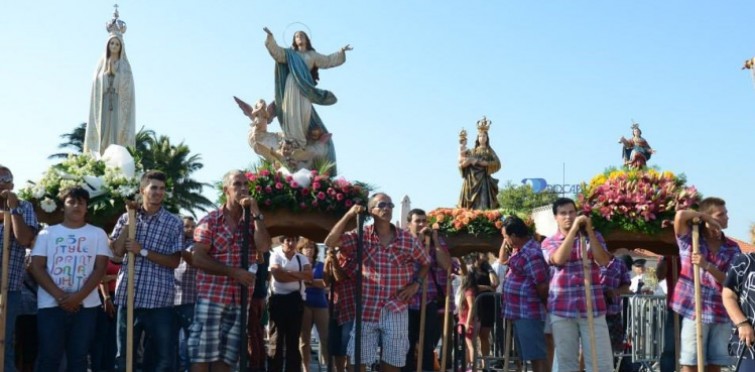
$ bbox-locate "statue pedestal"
[444,233,502,257]
[263,209,355,242]
[33,201,123,233]
[603,228,677,256]
[33,202,64,227]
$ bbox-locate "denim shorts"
[512,319,546,361]
[680,318,733,366]
[328,319,353,357]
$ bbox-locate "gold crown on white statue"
[106,4,127,36]
[630,120,640,131]
[459,129,468,141]
[477,116,491,133]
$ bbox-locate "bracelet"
[737,320,750,328]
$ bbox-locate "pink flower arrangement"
[578,168,700,234]
[236,163,370,215]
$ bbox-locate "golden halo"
[283,22,313,44]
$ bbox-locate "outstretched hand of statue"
[341,44,353,53]
[263,27,273,36]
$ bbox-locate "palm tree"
[48,123,86,159]
[136,133,215,216]
[49,124,214,216]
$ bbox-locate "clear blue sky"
[1,1,753,241]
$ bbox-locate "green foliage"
[497,181,559,213]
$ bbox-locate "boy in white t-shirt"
[30,186,112,371]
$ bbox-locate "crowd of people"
[1,162,755,372]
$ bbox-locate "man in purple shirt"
[541,198,613,372]
[672,197,740,371]
[403,208,451,372]
[598,255,631,358]
[499,215,549,372]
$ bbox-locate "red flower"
[336,193,344,201]
[345,199,353,207]
[290,181,299,188]
[301,188,310,195]
[264,186,273,193]
[312,182,321,190]
[317,192,326,200]
[260,169,270,177]
[255,185,262,192]
[264,199,272,206]
[275,182,283,190]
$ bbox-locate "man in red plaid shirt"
[541,198,613,372]
[672,197,740,371]
[325,193,431,372]
[190,170,271,372]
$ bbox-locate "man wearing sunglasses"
[325,193,431,372]
[0,165,39,372]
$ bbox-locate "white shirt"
[491,261,508,293]
[31,224,113,309]
[630,273,644,293]
[270,246,310,299]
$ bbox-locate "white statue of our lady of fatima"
[84,5,136,155]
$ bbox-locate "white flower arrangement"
[19,145,148,225]
[39,197,57,213]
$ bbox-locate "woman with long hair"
[458,270,479,369]
[298,239,329,372]
[262,26,352,173]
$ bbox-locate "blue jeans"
[36,306,98,372]
[174,303,195,372]
[115,306,176,372]
[4,290,21,372]
[89,303,117,371]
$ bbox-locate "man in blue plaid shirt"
[0,165,39,372]
[110,170,183,372]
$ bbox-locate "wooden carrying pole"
[691,221,705,371]
[126,208,137,372]
[580,234,599,372]
[440,265,453,371]
[502,319,513,372]
[416,280,429,372]
[0,209,13,367]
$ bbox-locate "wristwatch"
[413,277,424,286]
[139,249,149,258]
[253,213,264,221]
[9,207,22,216]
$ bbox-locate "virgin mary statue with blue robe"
[263,27,352,175]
